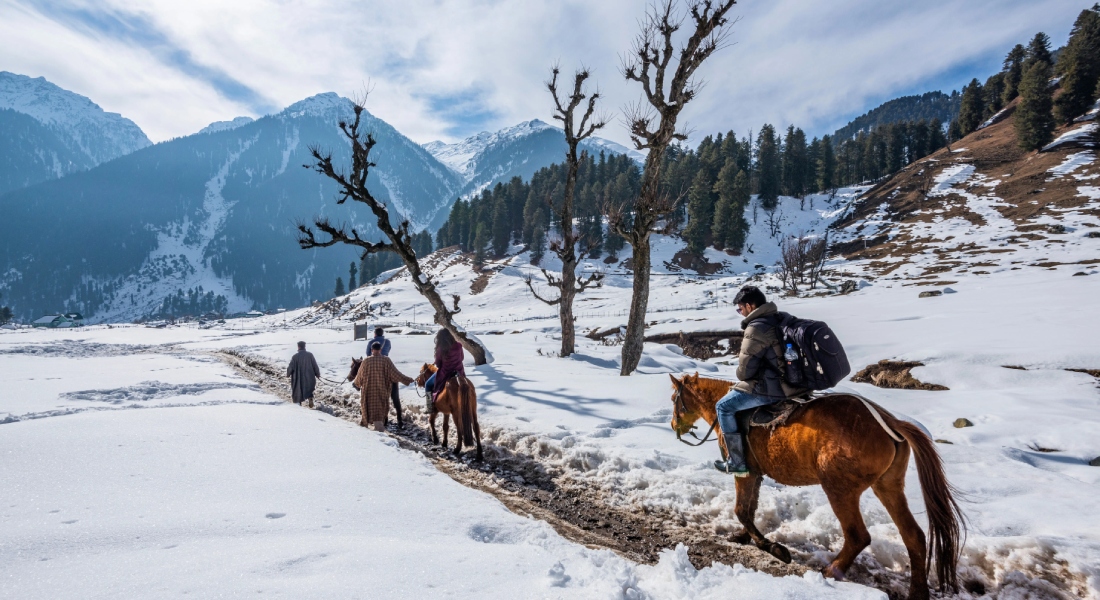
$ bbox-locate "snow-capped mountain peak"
[199,116,255,135]
[0,71,150,164]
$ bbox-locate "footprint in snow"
[265,513,286,519]
[61,520,77,524]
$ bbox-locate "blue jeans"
[716,390,776,435]
[424,373,436,394]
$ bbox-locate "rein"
[673,387,719,446]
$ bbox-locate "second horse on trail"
[416,364,483,461]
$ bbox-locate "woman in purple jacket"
[424,328,465,399]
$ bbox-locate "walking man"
[353,340,414,431]
[287,341,321,408]
[370,327,404,427]
[714,286,807,475]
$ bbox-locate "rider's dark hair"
[733,285,766,307]
[436,328,456,354]
[370,341,382,352]
[374,327,384,336]
[297,341,306,350]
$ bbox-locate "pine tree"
[755,124,781,209]
[472,224,488,267]
[711,160,737,250]
[1016,60,1056,151]
[817,135,836,193]
[491,194,510,257]
[1025,32,1053,70]
[947,118,963,144]
[1003,44,1028,103]
[530,224,546,265]
[957,78,986,136]
[1055,6,1100,124]
[984,73,1006,117]
[333,276,345,298]
[348,262,357,290]
[726,170,751,252]
[683,169,716,254]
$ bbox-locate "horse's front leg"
[442,413,450,448]
[733,474,791,564]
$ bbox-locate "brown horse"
[670,373,963,600]
[346,357,363,388]
[415,364,483,461]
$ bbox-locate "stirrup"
[713,459,750,476]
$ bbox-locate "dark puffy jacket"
[733,302,807,399]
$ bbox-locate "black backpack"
[774,312,851,390]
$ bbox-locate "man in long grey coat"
[287,341,321,408]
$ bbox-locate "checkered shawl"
[353,355,414,423]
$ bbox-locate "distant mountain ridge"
[832,91,960,141]
[0,72,151,195]
[423,119,645,227]
[0,92,462,322]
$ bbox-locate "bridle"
[673,385,718,447]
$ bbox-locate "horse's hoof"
[823,565,846,581]
[764,542,792,564]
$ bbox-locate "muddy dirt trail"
[217,349,921,599]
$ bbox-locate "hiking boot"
[715,432,750,476]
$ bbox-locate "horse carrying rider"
[714,285,808,476]
[353,340,414,431]
[424,328,464,410]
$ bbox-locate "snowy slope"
[0,329,879,599]
[230,179,1100,598]
[0,71,151,165]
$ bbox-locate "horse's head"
[669,372,707,439]
[347,357,363,391]
[415,363,437,387]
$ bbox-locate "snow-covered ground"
[4,186,1099,598]
[0,326,877,599]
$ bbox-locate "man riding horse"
[714,285,807,475]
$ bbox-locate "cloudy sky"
[0,0,1090,146]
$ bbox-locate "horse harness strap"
[673,386,718,446]
[855,396,904,443]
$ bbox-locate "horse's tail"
[459,377,475,447]
[889,415,965,593]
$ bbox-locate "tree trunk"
[620,235,650,375]
[559,254,577,357]
[403,248,488,366]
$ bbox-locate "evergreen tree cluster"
[354,230,434,287]
[436,152,640,259]
[832,119,948,186]
[0,292,12,325]
[154,286,229,319]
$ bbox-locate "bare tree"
[776,231,830,293]
[610,0,739,376]
[524,67,607,357]
[296,99,489,365]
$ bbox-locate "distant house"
[245,310,264,318]
[64,313,84,327]
[32,314,73,328]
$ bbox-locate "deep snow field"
[3,191,1099,599]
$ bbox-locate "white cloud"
[0,0,1087,145]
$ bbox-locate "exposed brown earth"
[832,95,1099,276]
[851,360,950,391]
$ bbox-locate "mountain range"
[0,76,642,322]
[0,71,150,195]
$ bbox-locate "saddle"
[739,394,822,430]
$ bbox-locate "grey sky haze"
[0,0,1089,147]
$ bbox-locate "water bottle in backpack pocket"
[783,343,804,386]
